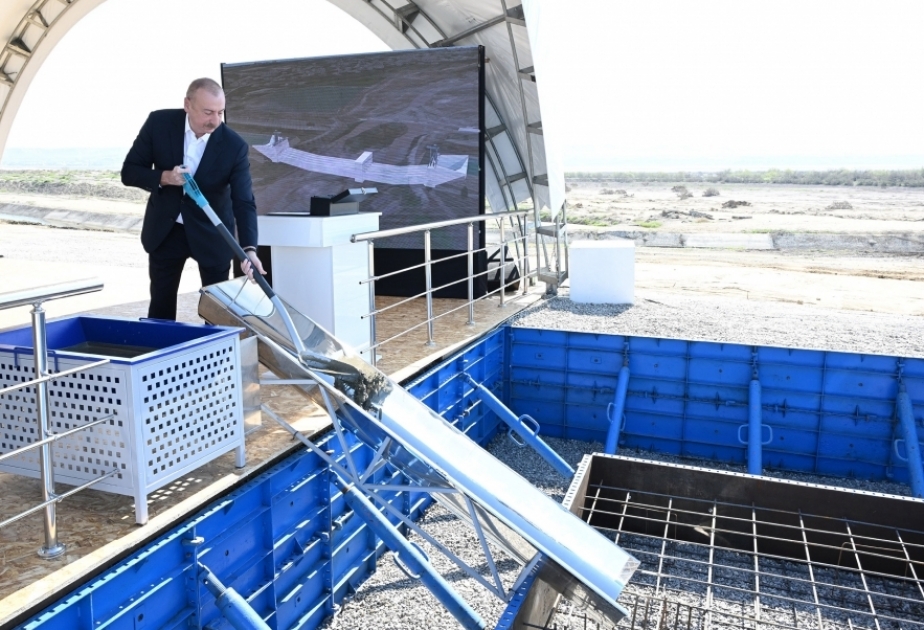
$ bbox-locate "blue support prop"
[897,384,924,498]
[604,365,630,454]
[198,562,271,630]
[337,481,487,630]
[463,374,574,478]
[748,378,763,475]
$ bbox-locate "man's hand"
[240,250,266,282]
[160,165,190,187]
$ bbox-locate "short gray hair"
[186,78,223,100]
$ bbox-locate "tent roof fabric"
[0,0,562,214]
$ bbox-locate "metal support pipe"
[604,365,630,454]
[0,278,103,311]
[498,220,507,307]
[466,223,475,326]
[463,374,573,477]
[897,384,924,498]
[0,414,113,464]
[520,220,529,296]
[31,303,64,559]
[424,230,435,346]
[748,379,763,475]
[0,359,109,397]
[336,480,486,630]
[198,563,271,630]
[367,240,377,367]
[0,468,118,530]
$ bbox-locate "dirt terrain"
[562,181,924,233]
[0,176,922,325]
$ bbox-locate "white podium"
[258,213,381,356]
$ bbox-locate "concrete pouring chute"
[198,276,640,626]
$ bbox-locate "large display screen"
[221,47,484,252]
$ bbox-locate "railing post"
[424,230,436,346]
[498,219,506,307]
[520,220,529,296]
[367,240,377,367]
[31,302,64,559]
[466,223,475,326]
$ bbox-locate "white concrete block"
[569,239,635,304]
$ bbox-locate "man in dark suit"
[122,77,265,320]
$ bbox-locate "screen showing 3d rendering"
[222,46,484,252]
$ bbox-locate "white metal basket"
[0,317,245,524]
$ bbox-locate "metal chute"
[199,277,638,625]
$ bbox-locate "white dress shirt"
[176,115,212,224]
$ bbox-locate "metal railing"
[352,210,537,366]
[0,278,114,559]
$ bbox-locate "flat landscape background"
[0,170,921,331]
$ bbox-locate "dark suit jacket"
[121,109,258,268]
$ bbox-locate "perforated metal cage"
[0,318,245,524]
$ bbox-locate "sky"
[4,0,924,171]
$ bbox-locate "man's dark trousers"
[147,223,230,320]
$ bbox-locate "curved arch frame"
[0,0,107,162]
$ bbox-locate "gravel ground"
[509,290,924,358]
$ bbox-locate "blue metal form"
[604,365,630,454]
[507,327,924,486]
[896,383,924,497]
[746,378,764,474]
[18,431,391,630]
[198,563,272,630]
[462,373,574,478]
[405,326,506,444]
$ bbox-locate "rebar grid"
[557,481,924,630]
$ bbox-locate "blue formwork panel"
[506,326,924,487]
[406,326,505,445]
[17,432,380,630]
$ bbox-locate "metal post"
[337,482,486,630]
[605,365,630,454]
[367,240,377,367]
[748,379,763,475]
[424,230,435,346]
[32,303,64,559]
[498,220,506,307]
[199,562,271,630]
[520,221,528,296]
[463,374,574,478]
[897,384,924,498]
[466,223,475,326]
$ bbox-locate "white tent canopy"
[0,0,563,216]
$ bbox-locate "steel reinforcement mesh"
[537,456,924,630]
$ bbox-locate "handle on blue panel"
[737,424,773,446]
